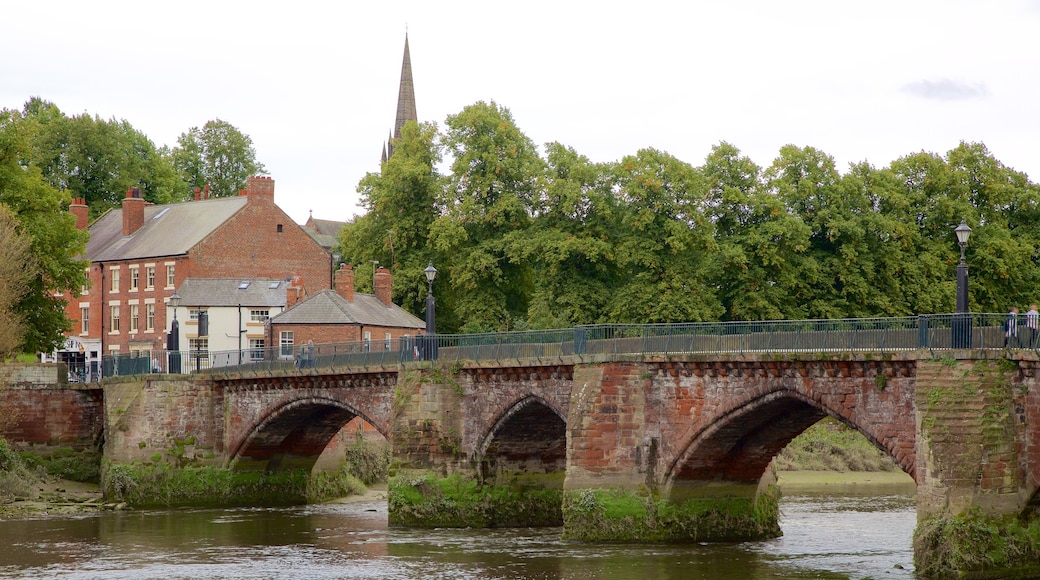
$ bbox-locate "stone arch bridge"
[104,349,1040,549]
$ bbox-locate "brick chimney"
[122,188,145,236]
[246,175,275,202]
[286,275,305,308]
[335,264,355,303]
[70,198,89,230]
[374,267,392,307]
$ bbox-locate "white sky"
[4,1,1039,224]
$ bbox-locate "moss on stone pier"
[561,485,781,542]
[388,472,564,527]
[914,507,1040,579]
[101,461,366,508]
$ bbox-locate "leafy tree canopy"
[172,119,266,198]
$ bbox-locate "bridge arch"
[664,388,914,501]
[230,396,384,472]
[474,394,567,482]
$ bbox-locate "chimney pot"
[335,264,355,303]
[374,267,392,307]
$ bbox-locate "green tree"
[20,98,182,215]
[0,206,37,359]
[172,119,266,198]
[0,107,89,353]
[607,148,723,323]
[340,120,443,319]
[704,142,816,320]
[943,141,1040,312]
[431,101,543,332]
[506,142,618,328]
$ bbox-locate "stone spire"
[394,33,417,141]
[384,34,417,161]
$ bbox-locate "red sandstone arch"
[664,388,915,498]
[474,395,568,479]
[229,396,383,472]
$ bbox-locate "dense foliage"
[342,102,1040,333]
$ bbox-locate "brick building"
[52,176,332,380]
[269,264,424,358]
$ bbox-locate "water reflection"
[0,481,916,580]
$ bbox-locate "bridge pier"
[387,364,566,527]
[913,358,1040,578]
[562,361,781,542]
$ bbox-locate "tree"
[606,148,723,323]
[340,120,443,319]
[704,142,816,320]
[506,142,618,328]
[0,206,36,359]
[19,98,182,215]
[0,107,89,353]
[172,119,266,198]
[431,101,543,332]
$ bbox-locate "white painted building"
[168,278,289,369]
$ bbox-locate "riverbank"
[0,477,110,519]
[778,470,915,488]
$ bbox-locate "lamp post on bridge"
[424,263,437,360]
[953,220,972,348]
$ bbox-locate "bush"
[0,438,37,500]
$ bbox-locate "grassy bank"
[775,418,900,472]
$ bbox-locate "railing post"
[918,315,929,349]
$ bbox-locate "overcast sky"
[4,1,1039,224]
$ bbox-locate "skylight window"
[238,281,250,289]
[152,208,171,220]
[268,281,281,289]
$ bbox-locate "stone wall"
[103,376,220,464]
[0,363,102,449]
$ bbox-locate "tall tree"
[607,148,723,323]
[0,206,37,359]
[704,142,816,320]
[20,98,182,215]
[340,120,443,319]
[0,107,88,353]
[172,119,266,198]
[506,142,618,328]
[432,101,543,332]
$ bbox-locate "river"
[0,474,917,579]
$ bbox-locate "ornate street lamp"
[424,263,437,360]
[953,220,972,348]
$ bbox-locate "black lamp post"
[953,220,972,348]
[196,307,209,373]
[424,263,437,360]
[167,293,181,373]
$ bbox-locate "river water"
[0,478,917,579]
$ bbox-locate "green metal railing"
[101,313,1033,378]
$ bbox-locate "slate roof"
[175,278,288,308]
[86,196,248,262]
[302,217,345,250]
[270,289,424,329]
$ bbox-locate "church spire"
[393,33,416,142]
[380,33,418,165]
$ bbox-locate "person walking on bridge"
[1026,304,1039,348]
[1005,306,1020,348]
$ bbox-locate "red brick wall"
[64,256,190,354]
[268,324,423,350]
[187,190,330,294]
